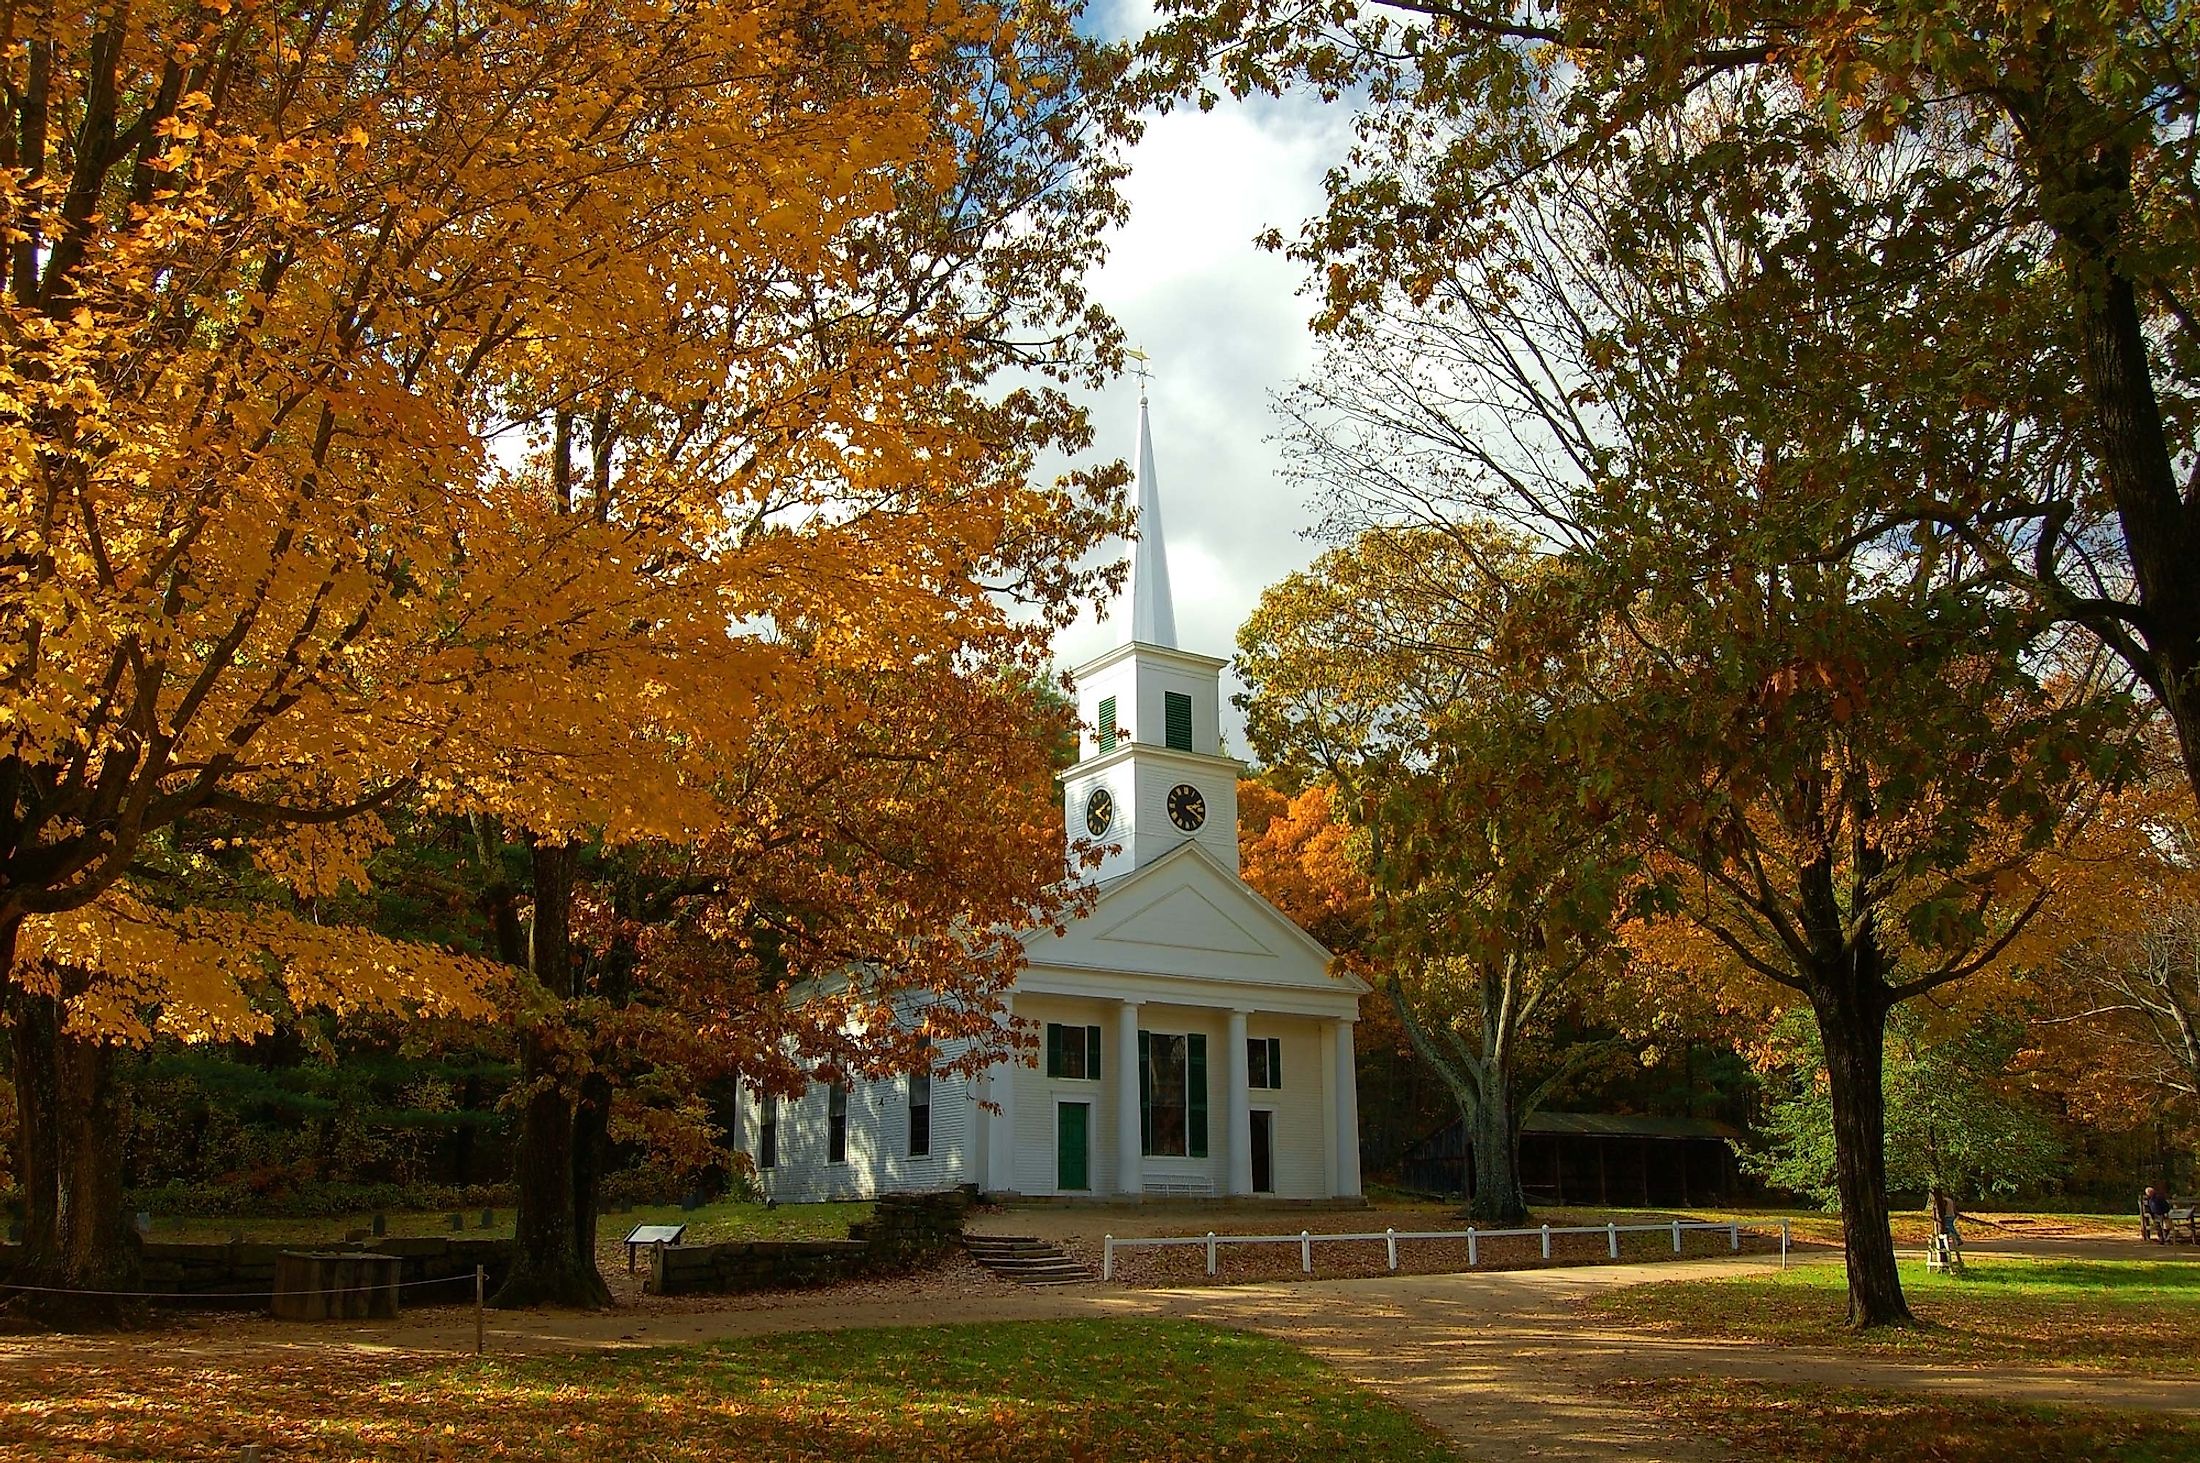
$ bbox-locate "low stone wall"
[847,1191,974,1268]
[650,1238,871,1296]
[649,1190,971,1297]
[0,1235,511,1309]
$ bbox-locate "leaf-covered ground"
[1587,1256,2200,1371]
[1603,1377,2200,1463]
[0,1317,1461,1462]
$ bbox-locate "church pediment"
[1090,884,1276,958]
[1019,842,1367,1002]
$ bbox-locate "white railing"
[1101,1217,1792,1280]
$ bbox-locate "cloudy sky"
[1043,1,1359,758]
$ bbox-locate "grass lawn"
[0,1317,1459,1462]
[1588,1255,2200,1372]
[1604,1378,2200,1463]
[151,1197,870,1247]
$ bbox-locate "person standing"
[1929,1186,1966,1272]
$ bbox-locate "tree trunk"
[4,976,144,1328]
[1809,977,1911,1329]
[1465,1078,1528,1225]
[2023,101,2200,807]
[492,840,611,1309]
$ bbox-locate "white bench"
[1142,1176,1214,1199]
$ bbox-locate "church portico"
[985,957,1358,1200]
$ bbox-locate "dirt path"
[7,1244,2196,1463]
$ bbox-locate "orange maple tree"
[1,0,1133,1316]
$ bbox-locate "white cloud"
[1045,39,1354,760]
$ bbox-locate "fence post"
[1385,1228,1398,1271]
[1103,1235,1114,1282]
[1467,1227,1478,1267]
[1206,1232,1217,1277]
[1300,1230,1312,1274]
[1672,1219,1683,1254]
[474,1265,485,1356]
[1606,1222,1619,1259]
[1729,1221,1740,1252]
[1540,1224,1552,1260]
[1781,1219,1790,1268]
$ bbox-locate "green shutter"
[1269,1037,1282,1087]
[1187,1033,1208,1158]
[1098,696,1117,752]
[1137,1029,1152,1157]
[1164,691,1192,751]
[1086,1025,1102,1082]
[1045,1022,1063,1078]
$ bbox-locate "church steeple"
[1127,379,1178,648]
[1063,368,1239,881]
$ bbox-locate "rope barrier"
[0,1273,482,1300]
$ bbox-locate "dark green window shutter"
[1164,691,1192,751]
[1137,1029,1152,1157]
[1187,1033,1208,1157]
[1045,1022,1063,1078]
[1266,1037,1281,1087]
[1086,1025,1102,1082]
[1098,696,1118,753]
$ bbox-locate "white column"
[1116,1000,1143,1197]
[985,998,1018,1194]
[1332,1018,1363,1198]
[1225,1009,1252,1195]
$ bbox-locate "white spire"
[1127,382,1178,648]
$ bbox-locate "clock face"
[1167,783,1206,832]
[1084,786,1114,837]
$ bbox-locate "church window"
[1045,1022,1102,1080]
[758,1095,777,1171]
[1098,696,1118,752]
[1138,1031,1208,1158]
[1164,691,1193,751]
[827,1082,848,1164]
[908,1067,932,1158]
[1248,1037,1282,1090]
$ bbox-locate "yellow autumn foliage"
[0,0,1131,1037]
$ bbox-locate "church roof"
[1126,393,1178,648]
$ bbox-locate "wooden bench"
[2143,1201,2199,1243]
[271,1251,401,1320]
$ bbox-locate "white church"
[741,393,1368,1202]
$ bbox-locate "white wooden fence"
[1100,1217,1792,1280]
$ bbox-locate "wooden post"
[1672,1219,1683,1254]
[1606,1222,1618,1259]
[1205,1232,1217,1277]
[1467,1227,1478,1267]
[1103,1236,1114,1282]
[1385,1228,1397,1270]
[1540,1224,1551,1260]
[474,1265,485,1355]
[1299,1231,1311,1274]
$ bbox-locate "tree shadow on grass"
[0,1318,1458,1463]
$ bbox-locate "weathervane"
[1126,346,1153,404]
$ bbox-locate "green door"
[1057,1102,1090,1192]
